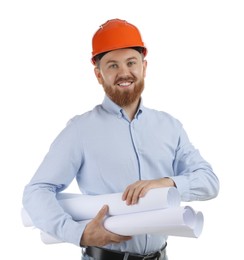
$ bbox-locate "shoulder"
[66,105,102,126]
[143,106,182,128]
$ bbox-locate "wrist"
[163,177,176,187]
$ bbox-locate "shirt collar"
[102,95,144,119]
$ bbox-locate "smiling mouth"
[117,81,133,88]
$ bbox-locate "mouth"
[117,81,134,88]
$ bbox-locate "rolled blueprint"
[58,186,180,220]
[21,187,180,226]
[104,206,204,238]
[22,187,204,244]
[21,207,33,227]
[39,206,203,244]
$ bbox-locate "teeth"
[119,82,131,86]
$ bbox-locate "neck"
[122,98,141,121]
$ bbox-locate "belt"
[84,243,167,260]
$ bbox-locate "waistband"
[84,243,167,260]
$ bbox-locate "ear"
[143,59,147,77]
[94,67,103,85]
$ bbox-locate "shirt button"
[117,114,122,119]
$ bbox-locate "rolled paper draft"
[21,187,180,226]
[39,206,203,244]
[57,187,180,220]
[104,206,204,238]
[23,187,204,245]
[21,207,33,227]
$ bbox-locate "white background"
[0,0,243,259]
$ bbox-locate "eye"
[128,60,136,67]
[108,63,118,69]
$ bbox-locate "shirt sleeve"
[170,126,220,201]
[22,118,85,246]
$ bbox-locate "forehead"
[100,48,141,64]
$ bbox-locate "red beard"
[103,78,144,107]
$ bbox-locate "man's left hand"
[122,178,176,205]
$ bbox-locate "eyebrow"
[105,56,138,65]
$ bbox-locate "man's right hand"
[80,205,132,247]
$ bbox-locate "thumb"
[95,205,109,221]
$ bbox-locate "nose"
[117,64,130,77]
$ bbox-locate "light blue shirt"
[22,95,219,254]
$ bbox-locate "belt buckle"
[142,243,167,260]
[142,251,161,260]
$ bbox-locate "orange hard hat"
[91,18,147,65]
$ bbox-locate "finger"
[95,205,109,221]
[138,185,150,198]
[122,188,129,201]
[130,186,145,204]
[122,184,135,202]
[126,187,144,205]
[129,182,154,204]
[124,188,136,205]
[122,181,147,205]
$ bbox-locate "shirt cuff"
[170,175,191,201]
[62,218,87,246]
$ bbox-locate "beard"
[102,77,144,107]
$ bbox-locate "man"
[22,19,219,260]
